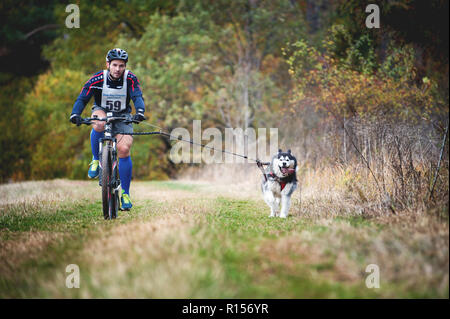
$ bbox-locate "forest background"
[0,0,448,214]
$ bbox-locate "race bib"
[100,70,128,112]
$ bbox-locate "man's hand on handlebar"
[70,114,82,126]
[132,112,146,123]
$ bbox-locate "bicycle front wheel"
[101,143,112,219]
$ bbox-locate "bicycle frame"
[98,116,120,219]
[81,112,136,220]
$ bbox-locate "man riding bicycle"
[70,48,145,210]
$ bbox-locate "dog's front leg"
[264,190,278,217]
[270,208,276,217]
[279,195,291,218]
[279,183,297,218]
[274,197,281,217]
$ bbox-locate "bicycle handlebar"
[81,116,140,125]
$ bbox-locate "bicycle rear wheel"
[101,143,112,219]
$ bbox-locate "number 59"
[106,100,121,111]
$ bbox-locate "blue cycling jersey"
[71,70,145,115]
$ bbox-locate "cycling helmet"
[106,48,128,63]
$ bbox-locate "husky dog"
[261,149,298,218]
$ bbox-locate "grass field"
[0,176,448,298]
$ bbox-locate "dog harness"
[268,172,288,190]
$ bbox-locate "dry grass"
[0,167,448,298]
[180,163,449,297]
[259,235,361,283]
[0,230,64,278]
[38,189,231,298]
[0,179,98,216]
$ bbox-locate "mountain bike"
[81,113,138,220]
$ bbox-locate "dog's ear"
[287,149,291,154]
[278,149,282,153]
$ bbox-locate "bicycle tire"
[111,162,119,219]
[113,188,119,219]
[101,143,112,219]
